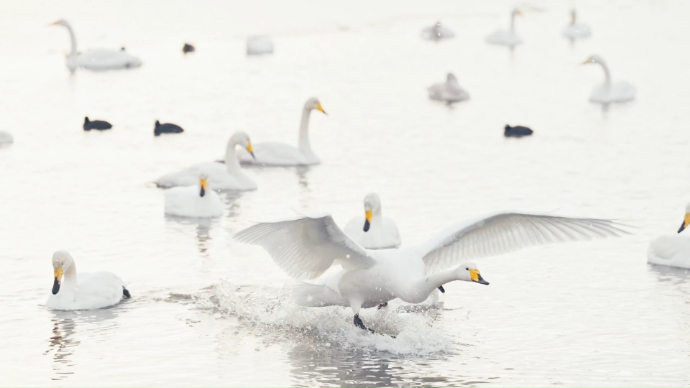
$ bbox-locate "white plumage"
[562,9,592,40]
[344,193,401,249]
[420,22,455,41]
[486,9,523,47]
[164,175,223,218]
[427,73,470,104]
[582,55,636,104]
[647,203,690,269]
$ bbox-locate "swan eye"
[465,268,469,270]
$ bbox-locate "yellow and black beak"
[199,178,207,197]
[246,142,256,160]
[363,210,372,232]
[678,213,690,233]
[316,102,327,116]
[469,269,489,285]
[52,267,63,295]
[48,20,60,26]
[581,57,591,65]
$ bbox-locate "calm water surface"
[1,0,689,386]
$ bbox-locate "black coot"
[504,124,533,137]
[183,43,195,54]
[83,117,112,131]
[154,120,184,136]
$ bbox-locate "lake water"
[1,0,689,386]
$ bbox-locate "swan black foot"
[377,302,388,309]
[354,314,374,333]
[122,286,131,299]
[438,286,445,293]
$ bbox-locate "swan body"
[0,131,13,145]
[246,36,274,55]
[421,22,455,41]
[582,55,636,104]
[50,20,142,72]
[236,98,327,166]
[647,203,690,269]
[486,9,523,46]
[46,251,130,311]
[344,193,401,249]
[562,9,591,40]
[428,73,470,104]
[236,211,626,332]
[165,175,223,218]
[155,131,257,191]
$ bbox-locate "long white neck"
[224,140,242,174]
[598,61,612,88]
[371,206,383,227]
[60,263,79,298]
[397,267,459,304]
[63,23,78,56]
[298,107,313,154]
[510,13,517,32]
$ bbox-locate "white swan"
[164,174,223,218]
[46,251,131,311]
[647,203,690,269]
[486,9,523,46]
[236,98,327,166]
[427,73,470,104]
[236,211,626,332]
[246,36,274,55]
[0,131,13,146]
[562,9,591,40]
[421,21,455,41]
[344,193,401,249]
[582,55,636,104]
[156,131,257,191]
[49,19,142,72]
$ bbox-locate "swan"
[420,21,455,41]
[562,9,591,40]
[46,250,131,311]
[0,131,13,145]
[647,203,690,269]
[246,36,274,55]
[155,131,257,191]
[83,117,112,131]
[344,193,401,250]
[582,55,636,104]
[236,98,327,166]
[236,211,627,332]
[427,73,470,104]
[486,9,523,46]
[49,19,142,72]
[165,174,223,218]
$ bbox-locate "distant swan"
[165,174,223,218]
[0,131,13,146]
[647,203,690,269]
[486,8,523,46]
[582,55,636,104]
[46,250,130,311]
[246,36,274,55]
[236,98,327,166]
[421,22,455,41]
[49,19,142,72]
[155,131,257,191]
[344,193,401,249]
[562,9,591,40]
[427,73,470,104]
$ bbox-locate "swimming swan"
[46,250,131,311]
[421,21,455,41]
[486,9,523,46]
[164,174,223,218]
[427,73,470,104]
[582,55,636,104]
[155,131,257,191]
[562,9,591,40]
[647,203,690,269]
[236,98,327,166]
[49,19,142,72]
[344,193,401,249]
[236,212,626,332]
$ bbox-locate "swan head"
[49,19,70,28]
[51,250,74,295]
[199,174,208,197]
[570,9,577,24]
[304,98,327,115]
[446,73,459,85]
[230,131,255,159]
[362,193,381,232]
[456,262,489,285]
[582,55,604,66]
[511,8,523,17]
[677,203,690,233]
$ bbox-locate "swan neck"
[510,13,516,32]
[61,263,78,293]
[399,267,458,303]
[598,61,612,87]
[64,24,78,56]
[298,108,312,154]
[224,140,242,173]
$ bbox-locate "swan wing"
[419,211,629,273]
[234,214,376,280]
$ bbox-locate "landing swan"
[344,193,401,249]
[50,20,142,72]
[427,73,470,104]
[46,251,131,311]
[155,131,257,191]
[562,9,591,40]
[486,9,523,46]
[236,211,626,332]
[165,174,223,218]
[421,21,455,41]
[582,55,636,104]
[647,203,690,269]
[236,98,327,166]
